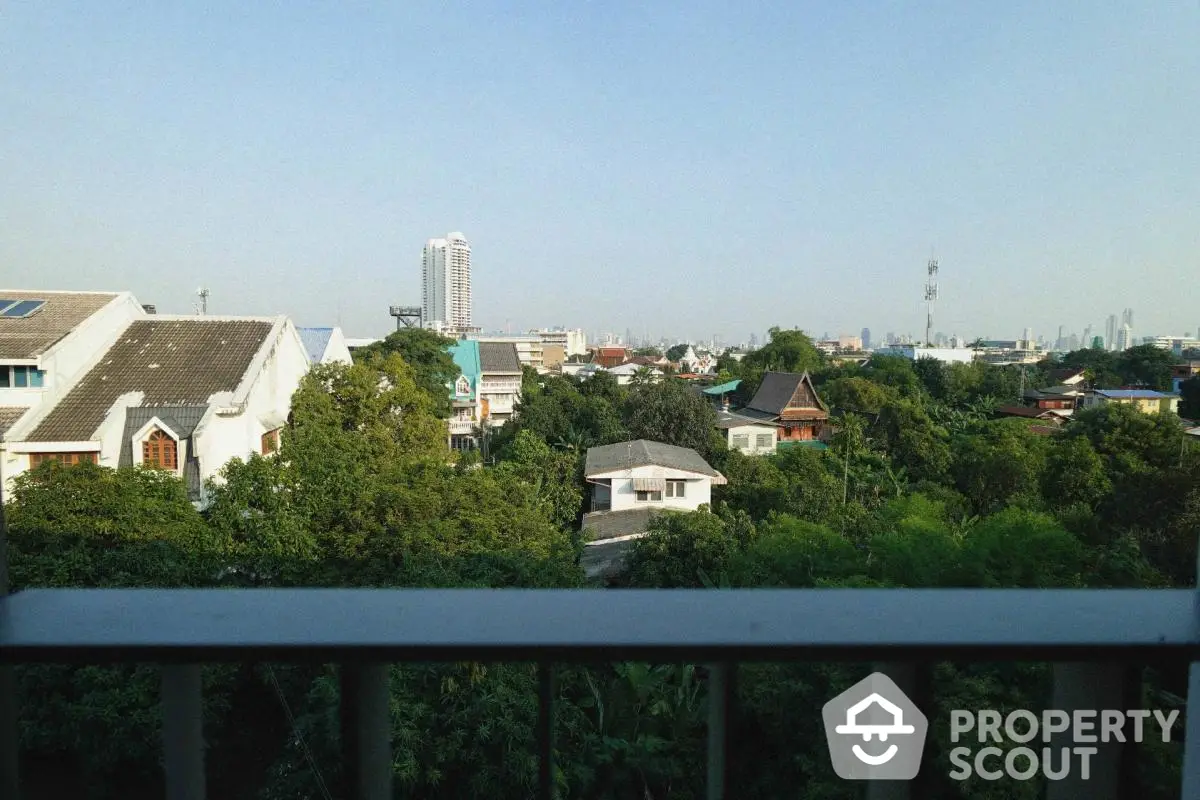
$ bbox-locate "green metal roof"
[776,440,828,451]
[448,340,480,400]
[702,379,742,396]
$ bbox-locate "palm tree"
[554,425,593,453]
[832,413,869,506]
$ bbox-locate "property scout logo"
[822,672,1179,782]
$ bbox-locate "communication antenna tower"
[924,258,939,346]
[195,287,210,316]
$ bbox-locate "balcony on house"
[1,587,1200,799]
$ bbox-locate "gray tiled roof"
[0,406,29,439]
[117,405,209,467]
[478,341,521,373]
[27,319,274,442]
[581,508,659,542]
[0,291,117,359]
[746,371,813,416]
[715,410,778,430]
[584,439,720,477]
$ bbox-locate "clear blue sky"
[2,1,1197,343]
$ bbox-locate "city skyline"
[2,3,1197,341]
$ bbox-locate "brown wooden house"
[738,372,830,442]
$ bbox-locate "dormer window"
[455,375,471,396]
[142,429,178,470]
[0,366,46,388]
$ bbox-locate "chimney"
[142,304,157,314]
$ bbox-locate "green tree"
[354,327,459,415]
[950,420,1048,515]
[624,511,737,587]
[494,430,584,530]
[1042,435,1112,512]
[665,343,689,362]
[1179,375,1200,419]
[623,378,720,458]
[1115,344,1178,391]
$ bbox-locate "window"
[635,490,663,502]
[29,452,96,468]
[732,434,750,449]
[0,366,46,388]
[261,428,281,454]
[142,430,178,470]
[666,480,686,498]
[755,433,773,449]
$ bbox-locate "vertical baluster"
[0,473,19,800]
[537,662,555,800]
[161,664,205,800]
[867,662,915,800]
[706,662,733,800]
[1046,663,1130,800]
[340,663,391,800]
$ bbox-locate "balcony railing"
[2,588,1200,799]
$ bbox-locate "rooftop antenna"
[924,256,939,346]
[195,287,210,316]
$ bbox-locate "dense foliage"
[6,333,1197,798]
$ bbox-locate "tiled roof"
[746,371,826,416]
[585,439,722,478]
[581,508,659,542]
[26,319,274,442]
[715,410,776,430]
[0,406,29,439]
[478,341,521,373]
[1095,389,1177,399]
[297,327,333,363]
[0,291,118,359]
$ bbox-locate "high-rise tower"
[421,232,472,328]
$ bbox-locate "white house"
[580,439,726,580]
[297,326,353,364]
[584,440,726,514]
[0,290,148,488]
[4,315,310,504]
[716,411,778,455]
[477,341,523,429]
[607,362,663,386]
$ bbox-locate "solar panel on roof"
[0,300,46,318]
[0,299,19,314]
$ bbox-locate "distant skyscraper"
[1117,323,1133,352]
[1105,314,1118,351]
[748,332,758,350]
[861,327,872,350]
[421,232,472,328]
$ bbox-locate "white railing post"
[339,663,391,800]
[161,664,205,800]
[1046,663,1131,800]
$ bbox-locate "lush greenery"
[6,327,1197,798]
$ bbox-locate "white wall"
[726,424,776,455]
[598,464,713,512]
[322,327,353,364]
[878,346,976,364]
[194,319,310,489]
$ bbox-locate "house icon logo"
[822,672,928,780]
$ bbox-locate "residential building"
[477,341,522,428]
[607,362,663,386]
[561,362,606,380]
[1022,385,1083,415]
[1146,336,1200,357]
[580,440,727,578]
[540,344,566,371]
[473,335,543,370]
[532,327,587,357]
[1082,389,1180,415]
[875,345,976,365]
[737,372,830,444]
[0,290,148,486]
[716,411,778,455]
[4,316,310,503]
[447,340,483,451]
[421,232,472,328]
[591,346,628,368]
[297,327,353,365]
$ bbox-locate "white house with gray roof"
[580,439,727,579]
[4,313,309,504]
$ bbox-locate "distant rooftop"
[296,327,333,363]
[1094,389,1178,399]
[0,290,119,359]
[585,439,723,479]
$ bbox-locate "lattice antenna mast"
[924,258,939,346]
[195,287,210,316]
